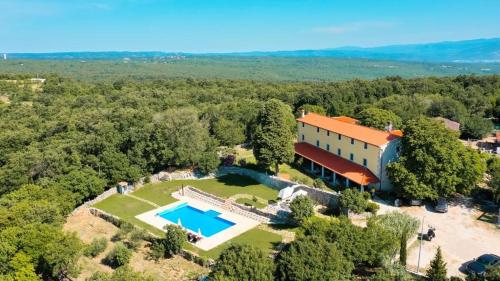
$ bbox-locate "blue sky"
[1,0,499,53]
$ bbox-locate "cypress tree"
[399,230,407,266]
[426,247,447,281]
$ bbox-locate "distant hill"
[226,38,500,63]
[5,38,500,63]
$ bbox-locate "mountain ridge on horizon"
[4,38,500,63]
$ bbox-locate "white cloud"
[312,21,394,34]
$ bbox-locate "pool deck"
[135,192,260,251]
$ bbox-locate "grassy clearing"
[133,174,279,205]
[195,227,282,259]
[131,181,179,206]
[93,194,163,237]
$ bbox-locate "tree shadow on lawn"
[215,174,262,188]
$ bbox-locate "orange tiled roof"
[297,113,401,147]
[295,142,379,186]
[332,116,359,124]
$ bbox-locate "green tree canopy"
[387,117,486,200]
[338,189,369,214]
[162,224,186,257]
[357,107,403,130]
[209,244,274,281]
[276,236,354,281]
[253,99,295,174]
[289,195,314,226]
[426,247,447,281]
[461,116,494,139]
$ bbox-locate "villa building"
[295,112,402,191]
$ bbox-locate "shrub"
[368,212,420,238]
[338,189,368,214]
[126,229,147,250]
[313,178,327,189]
[148,240,166,262]
[289,195,314,226]
[238,159,247,167]
[366,202,380,215]
[84,237,108,257]
[163,224,186,257]
[104,242,132,268]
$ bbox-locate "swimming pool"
[157,203,235,237]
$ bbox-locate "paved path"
[126,194,160,208]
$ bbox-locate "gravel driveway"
[375,199,500,277]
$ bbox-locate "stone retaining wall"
[71,187,117,214]
[184,186,275,223]
[219,166,339,207]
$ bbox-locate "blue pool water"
[157,203,235,237]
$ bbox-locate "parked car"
[466,254,500,276]
[435,197,448,213]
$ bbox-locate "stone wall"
[71,187,117,214]
[218,166,339,207]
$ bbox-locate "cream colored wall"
[297,122,381,177]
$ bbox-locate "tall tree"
[400,230,408,266]
[426,247,448,281]
[253,99,295,174]
[388,117,485,200]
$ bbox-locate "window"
[327,131,330,136]
[338,134,342,140]
[302,122,304,127]
[363,158,367,167]
[301,134,304,141]
[316,140,320,147]
[317,127,320,133]
[364,142,368,149]
[337,148,341,156]
[350,153,354,161]
[351,138,354,145]
[326,144,330,151]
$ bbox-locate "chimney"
[300,109,305,118]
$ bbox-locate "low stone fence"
[71,187,117,214]
[218,166,292,190]
[184,186,275,223]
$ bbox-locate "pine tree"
[426,247,448,281]
[399,230,407,266]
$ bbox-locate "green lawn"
[93,176,283,259]
[93,194,164,236]
[132,174,279,205]
[235,198,266,209]
[131,181,180,206]
[195,228,282,259]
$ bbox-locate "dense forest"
[0,57,499,82]
[0,74,499,280]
